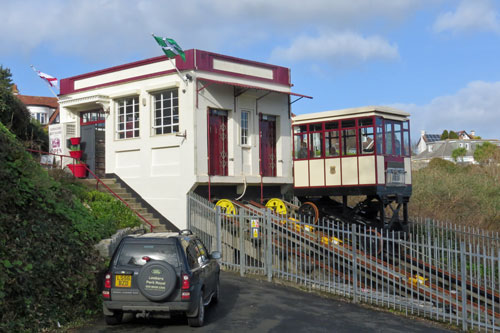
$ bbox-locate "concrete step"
[152,225,169,232]
[100,178,117,185]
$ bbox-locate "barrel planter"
[68,163,87,178]
[69,150,83,159]
[69,137,81,145]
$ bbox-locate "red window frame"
[80,109,106,126]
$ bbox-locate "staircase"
[80,178,169,232]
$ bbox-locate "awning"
[197,77,313,100]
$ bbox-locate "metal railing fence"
[187,193,500,331]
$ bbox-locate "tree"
[474,142,499,164]
[0,65,48,150]
[448,131,459,139]
[451,147,467,162]
[440,130,449,140]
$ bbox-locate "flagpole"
[30,65,59,100]
[151,34,188,85]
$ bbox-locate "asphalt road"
[78,271,453,332]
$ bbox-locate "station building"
[56,49,310,229]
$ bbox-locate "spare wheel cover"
[138,261,177,301]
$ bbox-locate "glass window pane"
[294,134,308,159]
[359,127,375,154]
[385,123,393,155]
[293,125,307,134]
[325,121,338,130]
[403,130,410,156]
[376,124,383,154]
[394,123,402,155]
[309,123,322,132]
[342,129,357,155]
[309,132,323,158]
[358,118,373,127]
[325,131,339,157]
[341,119,355,128]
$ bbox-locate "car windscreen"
[116,243,180,267]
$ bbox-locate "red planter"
[68,163,87,178]
[70,137,81,145]
[69,150,83,159]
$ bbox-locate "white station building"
[57,49,311,230]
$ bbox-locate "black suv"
[102,230,221,327]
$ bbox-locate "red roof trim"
[198,78,312,99]
[60,49,292,95]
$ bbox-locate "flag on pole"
[153,35,186,62]
[31,66,58,88]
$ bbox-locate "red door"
[260,114,277,177]
[208,109,228,176]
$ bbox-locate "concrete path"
[77,271,454,332]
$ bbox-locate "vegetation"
[0,66,48,151]
[410,157,500,231]
[0,65,142,332]
[440,130,448,140]
[451,147,466,162]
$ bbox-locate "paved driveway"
[78,271,452,332]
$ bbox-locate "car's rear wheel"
[188,293,205,327]
[104,311,123,325]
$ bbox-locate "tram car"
[291,106,411,231]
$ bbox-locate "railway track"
[209,198,500,326]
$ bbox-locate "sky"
[1,0,500,141]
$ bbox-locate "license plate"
[115,274,132,288]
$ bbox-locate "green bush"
[0,121,139,332]
[410,158,500,230]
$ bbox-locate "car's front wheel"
[104,311,123,325]
[188,293,205,327]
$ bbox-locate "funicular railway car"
[292,106,412,231]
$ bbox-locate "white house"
[56,49,310,230]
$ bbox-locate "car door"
[194,239,216,295]
[186,240,210,300]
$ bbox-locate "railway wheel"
[215,199,236,216]
[359,228,383,256]
[298,202,319,225]
[265,198,288,216]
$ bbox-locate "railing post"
[352,223,358,304]
[239,212,245,277]
[460,241,468,331]
[266,209,273,282]
[216,206,222,253]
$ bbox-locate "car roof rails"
[178,229,194,236]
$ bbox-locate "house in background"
[55,49,310,230]
[415,130,441,154]
[13,84,59,126]
[412,138,500,169]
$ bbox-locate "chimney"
[470,130,475,137]
[11,84,19,95]
[420,130,425,137]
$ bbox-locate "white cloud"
[433,0,500,34]
[392,81,500,140]
[271,32,399,64]
[0,0,423,60]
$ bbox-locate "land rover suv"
[102,230,221,327]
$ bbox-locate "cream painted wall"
[59,64,293,229]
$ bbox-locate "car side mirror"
[198,255,208,267]
[210,251,221,260]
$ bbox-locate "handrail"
[26,148,155,232]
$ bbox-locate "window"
[385,122,393,155]
[33,112,48,124]
[309,132,323,158]
[152,89,179,135]
[376,118,383,154]
[241,111,249,145]
[293,125,308,159]
[116,243,179,267]
[117,97,139,139]
[342,129,357,155]
[359,127,374,154]
[325,130,340,157]
[81,109,105,125]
